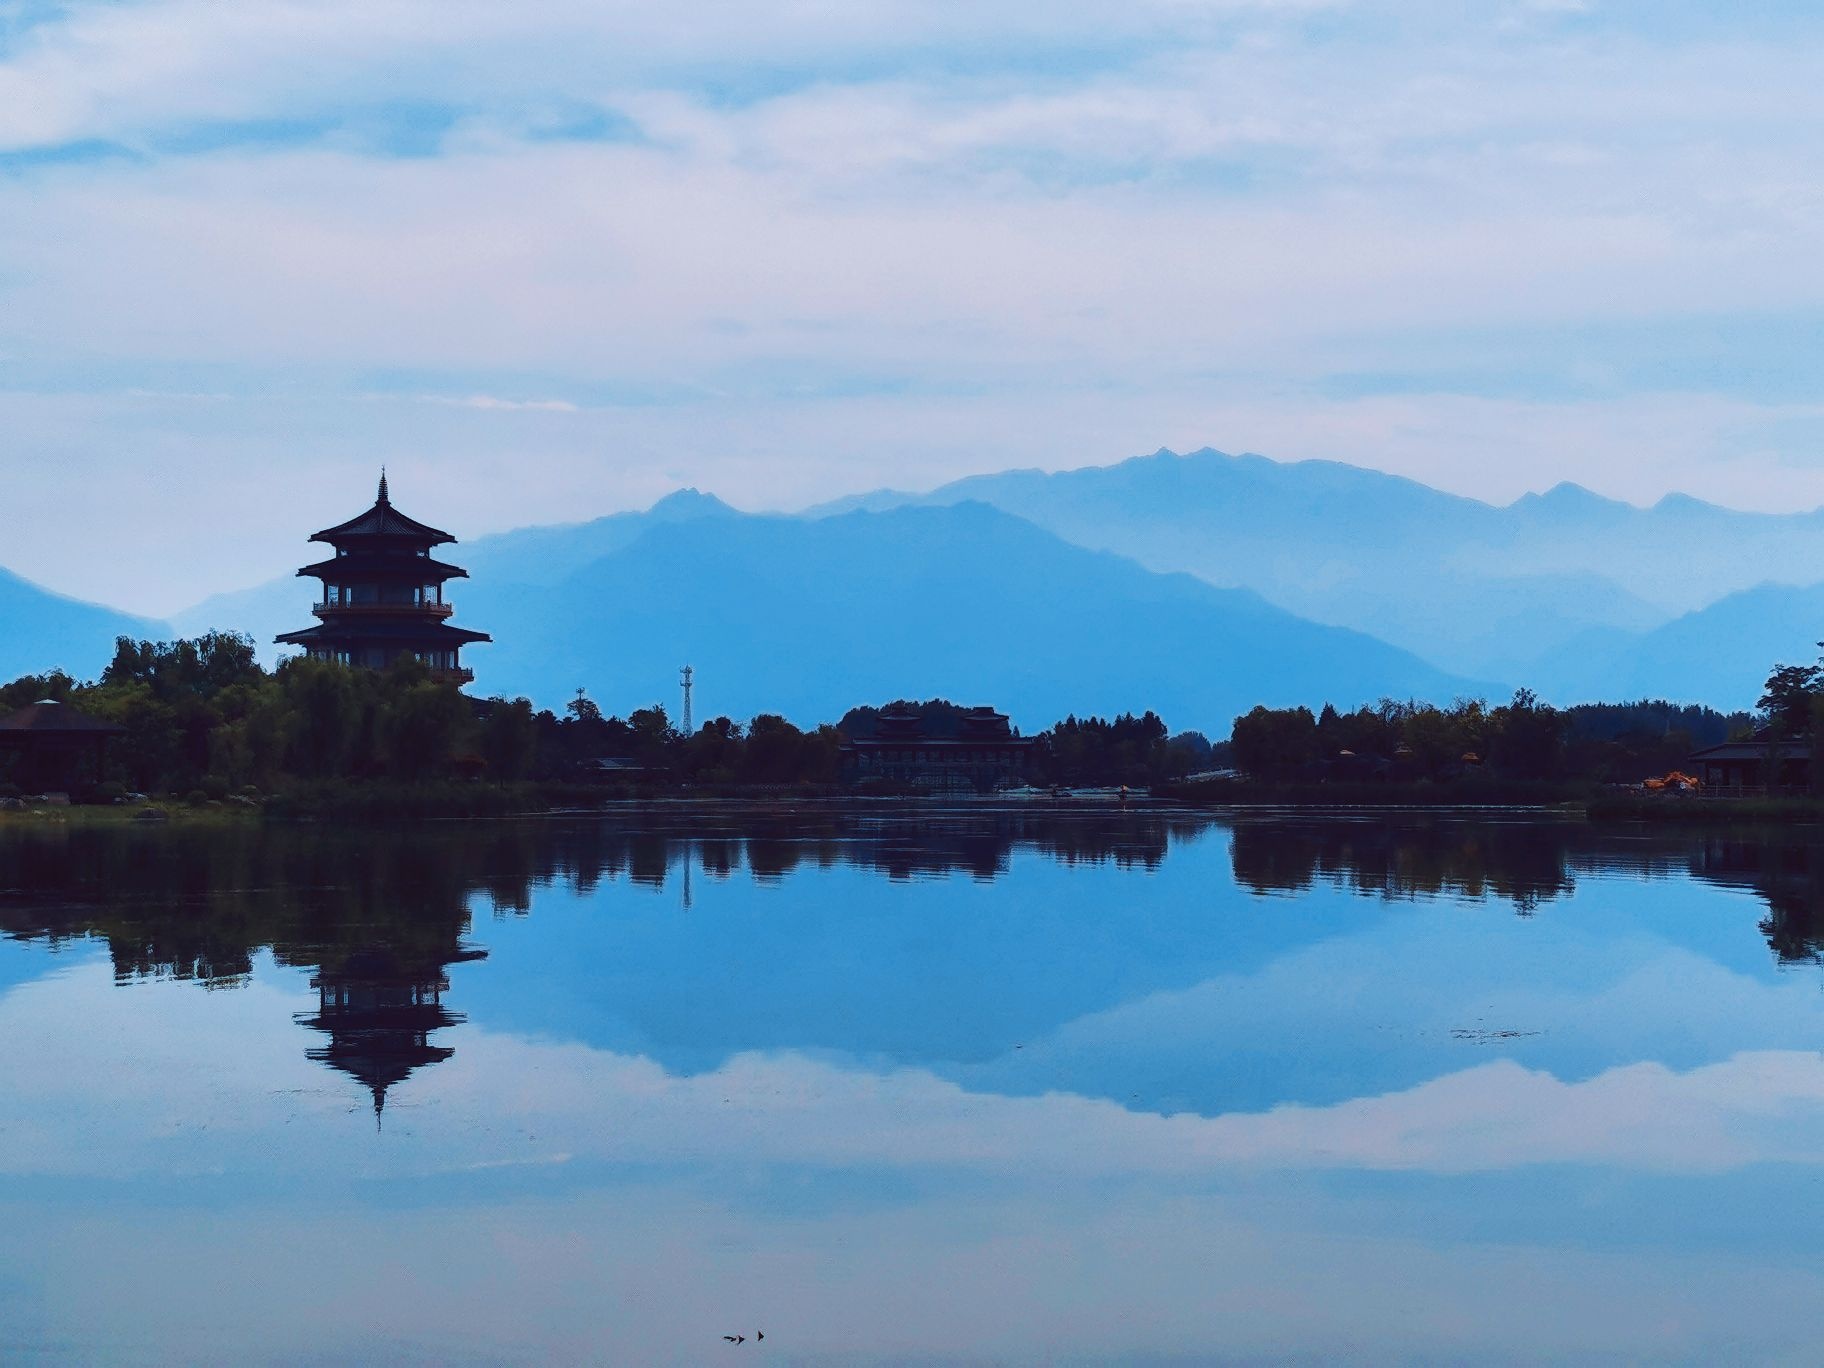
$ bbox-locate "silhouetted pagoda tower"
[276,471,490,682]
[298,946,484,1124]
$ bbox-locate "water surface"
[3,807,1824,1364]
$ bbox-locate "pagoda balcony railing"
[313,601,455,619]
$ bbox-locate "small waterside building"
[841,704,1034,793]
[0,699,125,795]
[1687,737,1811,794]
[276,472,490,682]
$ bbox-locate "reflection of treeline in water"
[1226,816,1824,970]
[1688,835,1824,965]
[1226,817,1791,922]
[0,822,492,984]
[0,810,1194,980]
[1228,817,1583,911]
[11,814,1824,981]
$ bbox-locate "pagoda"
[276,472,490,682]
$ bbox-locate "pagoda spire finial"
[377,467,390,505]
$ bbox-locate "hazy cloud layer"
[4,1,1824,610]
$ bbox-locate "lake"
[4,806,1824,1364]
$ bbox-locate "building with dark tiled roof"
[276,472,490,682]
[1687,735,1811,793]
[0,699,125,794]
[840,703,1034,793]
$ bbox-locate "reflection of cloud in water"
[7,960,1824,1182]
[354,1039,1824,1178]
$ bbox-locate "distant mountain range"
[0,568,166,687]
[10,445,1823,723]
[472,501,1484,729]
[178,495,1481,732]
[809,447,1824,699]
[1531,582,1824,709]
[172,489,744,658]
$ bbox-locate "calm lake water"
[5,806,1824,1365]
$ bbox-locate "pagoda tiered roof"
[276,619,492,648]
[276,472,489,678]
[308,472,455,547]
[296,552,470,581]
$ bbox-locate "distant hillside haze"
[459,488,741,587]
[861,447,1824,612]
[123,445,1824,721]
[465,501,1484,730]
[0,567,167,683]
[172,488,745,664]
[807,447,1824,683]
[168,496,1481,732]
[1531,581,1824,711]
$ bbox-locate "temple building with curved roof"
[276,472,490,682]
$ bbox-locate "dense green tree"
[1486,689,1567,780]
[480,699,539,781]
[1230,705,1318,781]
[384,671,472,780]
[742,714,807,783]
[1037,711,1174,786]
[282,658,363,779]
[1760,661,1823,736]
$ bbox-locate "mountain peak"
[1510,482,1633,515]
[648,488,735,519]
[1650,491,1720,515]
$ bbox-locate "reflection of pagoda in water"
[298,946,486,1123]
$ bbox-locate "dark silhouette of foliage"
[1760,657,1824,736]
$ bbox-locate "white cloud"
[5,961,1824,1181]
[5,1,1824,603]
[417,394,581,413]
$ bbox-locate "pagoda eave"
[277,622,491,648]
[308,501,456,546]
[296,555,469,581]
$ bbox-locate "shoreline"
[4,785,1821,828]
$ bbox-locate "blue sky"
[4,0,1824,611]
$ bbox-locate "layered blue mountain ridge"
[176,495,1485,733]
[11,446,1824,720]
[0,567,168,685]
[809,446,1824,705]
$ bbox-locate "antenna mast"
[679,665,694,735]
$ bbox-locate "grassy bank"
[0,800,253,826]
[0,781,612,824]
[1585,793,1824,824]
[261,781,619,820]
[1154,777,1824,825]
[1153,777,1593,807]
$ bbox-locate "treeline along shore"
[0,633,1199,815]
[0,630,1816,823]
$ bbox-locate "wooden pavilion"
[0,700,125,795]
[1687,737,1812,794]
